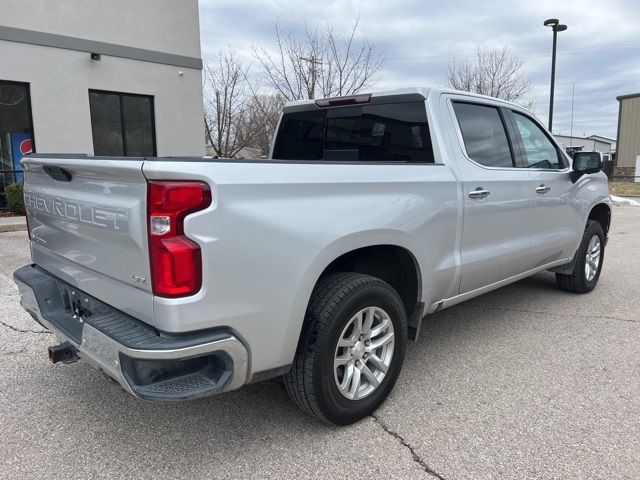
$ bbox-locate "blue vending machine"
[10,133,32,184]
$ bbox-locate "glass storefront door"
[0,81,34,209]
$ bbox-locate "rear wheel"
[556,220,605,293]
[284,273,407,425]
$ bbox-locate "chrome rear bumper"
[14,265,249,401]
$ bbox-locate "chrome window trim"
[445,94,572,173]
[446,96,523,172]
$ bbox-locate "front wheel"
[284,273,407,425]
[556,220,605,293]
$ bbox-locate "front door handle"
[536,184,551,194]
[469,188,491,199]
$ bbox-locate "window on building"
[89,90,156,156]
[452,102,514,168]
[272,102,434,163]
[0,80,34,208]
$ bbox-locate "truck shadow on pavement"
[52,271,562,427]
[7,269,615,475]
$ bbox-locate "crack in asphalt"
[371,413,446,480]
[1,348,26,357]
[458,304,639,324]
[0,320,51,335]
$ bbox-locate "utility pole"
[569,83,575,148]
[300,55,322,99]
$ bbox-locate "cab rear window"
[272,102,434,163]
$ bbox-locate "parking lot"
[1,206,638,479]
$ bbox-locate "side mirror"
[570,151,602,183]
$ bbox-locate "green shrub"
[5,183,25,215]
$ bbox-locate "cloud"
[199,0,640,137]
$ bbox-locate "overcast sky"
[199,0,640,139]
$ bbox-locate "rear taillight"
[147,181,211,298]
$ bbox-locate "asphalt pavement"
[1,206,638,479]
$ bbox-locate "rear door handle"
[536,184,551,194]
[468,188,491,199]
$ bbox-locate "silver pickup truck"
[14,88,611,425]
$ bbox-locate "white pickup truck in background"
[14,88,610,425]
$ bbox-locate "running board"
[428,258,571,314]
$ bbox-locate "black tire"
[556,220,605,293]
[284,272,407,425]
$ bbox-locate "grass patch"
[609,181,640,196]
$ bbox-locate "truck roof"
[283,87,524,112]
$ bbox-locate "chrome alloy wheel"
[334,306,395,400]
[585,235,601,281]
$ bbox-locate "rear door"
[507,111,583,266]
[22,155,154,323]
[448,99,535,293]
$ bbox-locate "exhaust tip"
[48,342,78,364]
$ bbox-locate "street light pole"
[544,19,567,133]
[548,27,558,131]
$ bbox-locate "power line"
[393,40,640,60]
[385,40,640,64]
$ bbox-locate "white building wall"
[0,0,204,156]
[554,135,612,154]
[589,136,616,151]
[1,0,201,58]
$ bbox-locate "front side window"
[512,112,564,169]
[452,102,514,168]
[89,90,156,156]
[272,101,434,163]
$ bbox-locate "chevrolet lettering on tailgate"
[23,191,128,232]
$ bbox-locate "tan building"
[616,93,640,178]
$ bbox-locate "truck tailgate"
[22,156,154,324]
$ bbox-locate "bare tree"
[203,49,256,157]
[203,49,246,157]
[253,19,383,101]
[233,92,284,156]
[447,47,534,109]
[203,49,285,158]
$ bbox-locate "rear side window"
[271,110,325,160]
[452,102,514,168]
[272,102,434,163]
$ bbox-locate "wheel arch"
[319,244,423,324]
[588,202,611,237]
[288,233,424,352]
[552,200,611,275]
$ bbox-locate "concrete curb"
[0,216,27,233]
[610,195,640,207]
